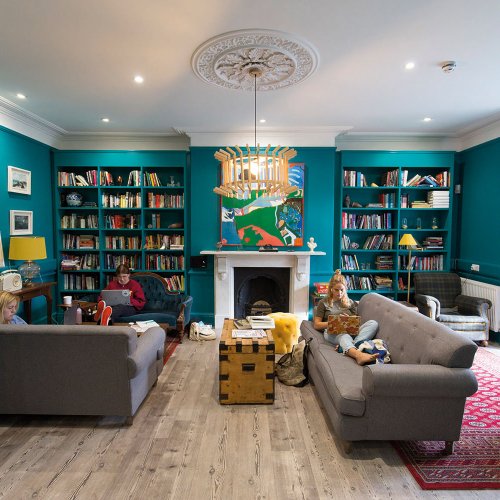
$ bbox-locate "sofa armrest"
[127,327,165,379]
[456,294,492,318]
[414,293,440,319]
[362,364,477,398]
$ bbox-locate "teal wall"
[189,146,336,322]
[0,126,55,322]
[456,138,500,285]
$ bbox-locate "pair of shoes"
[101,306,113,326]
[94,300,106,322]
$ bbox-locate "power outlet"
[471,264,480,272]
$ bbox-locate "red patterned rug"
[163,337,180,365]
[394,348,500,490]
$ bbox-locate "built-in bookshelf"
[56,164,186,303]
[339,151,454,300]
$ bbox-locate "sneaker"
[101,306,113,326]
[94,300,106,322]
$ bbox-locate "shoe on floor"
[100,306,113,326]
[94,300,106,322]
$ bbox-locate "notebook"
[101,289,131,306]
[327,315,360,336]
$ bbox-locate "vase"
[66,191,83,207]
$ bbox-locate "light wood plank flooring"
[0,338,498,500]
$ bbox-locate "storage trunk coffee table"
[219,319,275,405]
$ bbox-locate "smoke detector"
[441,61,457,73]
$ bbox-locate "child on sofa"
[313,269,379,365]
[0,291,27,325]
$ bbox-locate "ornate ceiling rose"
[192,29,318,91]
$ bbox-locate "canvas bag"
[189,321,216,341]
[275,338,311,387]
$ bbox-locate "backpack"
[275,338,311,387]
[189,321,216,341]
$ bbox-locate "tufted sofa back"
[358,293,477,368]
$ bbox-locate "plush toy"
[356,339,391,364]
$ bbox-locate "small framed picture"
[10,210,33,235]
[8,166,31,195]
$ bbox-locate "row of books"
[103,236,141,250]
[100,170,141,187]
[101,192,142,208]
[143,172,162,186]
[375,255,393,270]
[61,253,100,270]
[62,274,99,291]
[380,169,399,187]
[63,234,99,250]
[104,214,139,229]
[402,170,449,187]
[427,191,449,208]
[146,192,184,208]
[144,234,184,249]
[362,234,393,250]
[343,170,367,187]
[342,212,393,229]
[58,170,98,187]
[378,192,396,207]
[164,274,185,292]
[344,275,393,291]
[342,254,360,270]
[398,254,444,271]
[422,236,444,249]
[144,254,185,270]
[104,254,140,270]
[61,214,98,229]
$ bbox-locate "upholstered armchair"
[119,272,192,342]
[413,272,491,345]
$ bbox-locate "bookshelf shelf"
[338,152,453,299]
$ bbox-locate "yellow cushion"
[268,312,300,354]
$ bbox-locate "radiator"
[461,278,500,332]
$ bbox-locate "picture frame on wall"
[0,231,4,267]
[7,166,31,195]
[10,210,33,235]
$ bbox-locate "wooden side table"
[12,282,57,324]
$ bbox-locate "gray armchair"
[414,272,491,345]
[119,272,192,342]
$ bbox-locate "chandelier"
[213,69,298,199]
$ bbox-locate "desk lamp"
[9,236,47,287]
[398,233,418,303]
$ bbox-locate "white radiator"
[461,278,500,332]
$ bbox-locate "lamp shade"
[398,233,418,247]
[9,236,47,260]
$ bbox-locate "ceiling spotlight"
[259,119,266,123]
[423,117,432,122]
[441,61,456,73]
[405,62,415,70]
[101,118,110,123]
[16,93,27,99]
[134,75,144,84]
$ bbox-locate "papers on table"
[231,329,267,339]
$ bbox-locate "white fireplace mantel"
[201,250,326,328]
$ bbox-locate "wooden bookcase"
[338,151,454,300]
[55,164,186,304]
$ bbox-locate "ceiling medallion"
[192,29,318,91]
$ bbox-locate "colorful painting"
[220,163,304,247]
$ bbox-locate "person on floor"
[0,291,27,325]
[314,269,379,365]
[96,264,146,324]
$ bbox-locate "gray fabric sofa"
[300,293,478,453]
[0,324,165,423]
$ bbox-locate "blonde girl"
[0,291,27,325]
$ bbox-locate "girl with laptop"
[96,264,146,324]
[0,291,27,325]
[313,269,379,365]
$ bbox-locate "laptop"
[101,289,131,306]
[327,315,361,336]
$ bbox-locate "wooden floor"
[0,338,498,500]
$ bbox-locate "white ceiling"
[1,0,500,146]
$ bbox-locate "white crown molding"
[183,126,351,147]
[456,118,500,152]
[0,96,64,147]
[335,133,459,151]
[56,132,190,151]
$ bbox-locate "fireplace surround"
[201,250,325,328]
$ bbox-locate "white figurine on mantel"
[307,237,317,252]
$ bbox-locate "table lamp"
[398,233,418,303]
[9,236,47,287]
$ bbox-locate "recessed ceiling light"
[423,117,432,122]
[16,93,27,99]
[101,118,110,123]
[405,62,415,70]
[259,119,266,123]
[134,75,144,84]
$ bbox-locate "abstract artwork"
[220,163,304,247]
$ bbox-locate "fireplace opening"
[234,267,289,319]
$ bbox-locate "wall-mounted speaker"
[190,256,208,269]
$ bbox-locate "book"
[233,318,251,329]
[231,329,266,339]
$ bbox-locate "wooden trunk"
[219,319,275,404]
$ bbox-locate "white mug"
[63,296,72,305]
